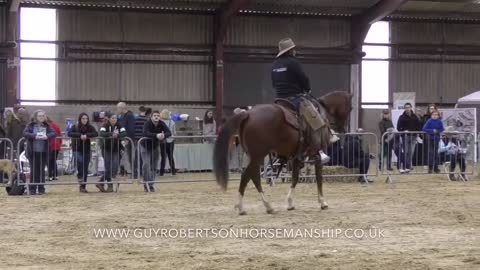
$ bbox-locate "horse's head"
[318,91,353,133]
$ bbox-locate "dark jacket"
[99,122,127,153]
[397,112,421,134]
[120,111,136,140]
[378,119,394,137]
[423,119,444,142]
[23,122,56,157]
[141,120,171,149]
[0,124,5,138]
[7,117,27,147]
[68,124,98,154]
[271,55,310,98]
[134,114,148,141]
[343,135,368,168]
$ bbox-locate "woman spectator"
[97,114,126,193]
[422,110,444,174]
[68,113,98,193]
[203,110,216,144]
[23,110,56,195]
[160,109,176,176]
[439,126,468,181]
[46,117,62,181]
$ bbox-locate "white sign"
[393,92,416,110]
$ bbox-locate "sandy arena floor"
[0,173,479,270]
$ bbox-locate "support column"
[6,3,19,107]
[215,40,224,127]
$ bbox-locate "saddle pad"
[299,99,326,131]
[274,104,300,130]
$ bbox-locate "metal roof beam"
[216,0,252,42]
[351,0,408,53]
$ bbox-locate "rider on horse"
[272,38,331,163]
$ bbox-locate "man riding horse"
[271,37,331,163]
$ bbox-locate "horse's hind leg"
[287,159,301,211]
[250,162,274,214]
[235,164,251,215]
[315,162,328,210]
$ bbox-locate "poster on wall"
[393,92,416,110]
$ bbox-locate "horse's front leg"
[315,160,328,210]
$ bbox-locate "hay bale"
[298,164,359,183]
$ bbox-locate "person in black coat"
[23,110,56,195]
[68,113,98,193]
[379,110,394,171]
[396,103,421,172]
[140,111,171,192]
[343,133,372,183]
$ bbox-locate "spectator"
[117,102,135,175]
[422,110,444,174]
[378,109,394,171]
[7,108,29,155]
[203,110,216,143]
[421,104,439,167]
[46,117,62,181]
[145,107,153,117]
[397,103,421,173]
[68,113,98,193]
[439,126,467,181]
[343,130,373,183]
[23,110,56,195]
[97,114,126,193]
[141,110,171,192]
[160,109,176,176]
[133,106,149,178]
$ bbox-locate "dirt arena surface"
[1,173,479,270]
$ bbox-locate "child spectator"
[439,126,468,181]
[422,110,444,173]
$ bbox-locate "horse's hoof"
[287,206,295,211]
[266,209,275,214]
[321,205,329,210]
[239,211,247,216]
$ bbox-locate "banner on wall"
[393,92,416,110]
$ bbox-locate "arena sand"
[0,173,479,270]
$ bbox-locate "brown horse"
[214,91,353,215]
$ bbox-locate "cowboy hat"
[277,38,296,58]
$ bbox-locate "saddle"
[274,99,299,130]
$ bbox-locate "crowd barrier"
[16,136,136,195]
[136,135,243,189]
[1,129,478,195]
[380,131,477,183]
[262,132,379,185]
[0,138,14,186]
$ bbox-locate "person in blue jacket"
[422,110,444,173]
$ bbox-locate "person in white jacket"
[438,126,467,181]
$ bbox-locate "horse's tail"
[214,112,249,191]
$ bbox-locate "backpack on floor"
[5,172,26,196]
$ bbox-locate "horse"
[213,91,353,215]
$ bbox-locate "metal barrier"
[380,131,477,183]
[16,136,135,195]
[263,132,379,185]
[0,138,15,187]
[136,135,243,189]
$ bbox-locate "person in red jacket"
[47,117,62,181]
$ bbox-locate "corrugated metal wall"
[56,10,214,102]
[0,6,6,110]
[224,63,350,107]
[226,16,350,47]
[390,22,480,103]
[58,10,214,44]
